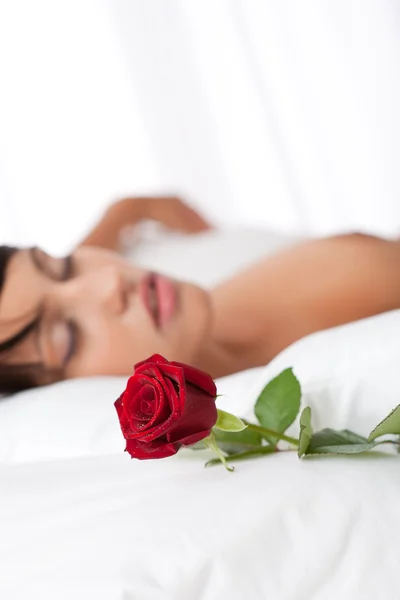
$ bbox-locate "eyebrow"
[30,246,72,281]
[30,246,49,276]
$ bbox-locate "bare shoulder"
[211,232,400,362]
[215,232,393,294]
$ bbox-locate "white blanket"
[0,431,398,600]
[2,306,400,600]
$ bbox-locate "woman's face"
[0,246,212,382]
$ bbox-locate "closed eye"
[28,248,78,366]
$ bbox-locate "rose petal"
[133,363,174,417]
[114,393,127,424]
[165,382,217,444]
[126,384,155,424]
[126,387,157,429]
[127,380,177,442]
[177,429,212,446]
[133,363,185,417]
[125,437,179,459]
[157,362,185,388]
[140,365,173,407]
[134,363,163,379]
[171,361,217,397]
[138,384,157,415]
[134,354,168,372]
[125,373,167,432]
[163,375,184,416]
[114,392,134,438]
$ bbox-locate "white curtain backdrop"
[0,0,399,254]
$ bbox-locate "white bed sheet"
[1,350,399,600]
[0,439,398,600]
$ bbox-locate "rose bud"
[115,354,217,459]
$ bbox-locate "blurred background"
[0,0,399,254]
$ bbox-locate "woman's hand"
[115,196,212,234]
[79,196,212,251]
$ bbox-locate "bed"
[1,229,399,599]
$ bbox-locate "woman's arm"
[78,196,211,251]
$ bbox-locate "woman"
[1,196,400,392]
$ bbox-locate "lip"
[139,272,177,329]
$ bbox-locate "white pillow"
[221,309,400,439]
[1,310,400,464]
[0,377,128,462]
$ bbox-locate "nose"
[59,266,127,316]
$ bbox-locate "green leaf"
[214,409,247,432]
[214,428,263,455]
[205,445,276,467]
[368,405,400,442]
[298,406,313,457]
[254,368,301,445]
[306,428,379,455]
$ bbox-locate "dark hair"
[0,246,44,394]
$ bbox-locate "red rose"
[115,354,217,459]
